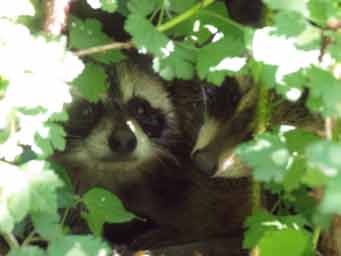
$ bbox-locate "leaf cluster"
[0,0,340,255]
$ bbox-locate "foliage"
[0,0,340,255]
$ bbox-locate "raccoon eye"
[127,97,151,117]
[127,97,165,138]
[65,100,103,137]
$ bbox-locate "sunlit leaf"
[48,235,111,256]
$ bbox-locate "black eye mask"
[127,97,166,138]
[64,100,104,137]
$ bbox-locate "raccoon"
[192,80,324,178]
[192,77,257,177]
[52,59,251,254]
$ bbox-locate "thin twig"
[74,41,134,56]
[22,231,37,247]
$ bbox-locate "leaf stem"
[313,226,321,250]
[61,195,82,226]
[157,4,165,26]
[22,231,36,247]
[1,232,19,249]
[248,83,270,214]
[156,0,215,32]
[254,82,269,135]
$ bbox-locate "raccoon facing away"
[52,59,251,254]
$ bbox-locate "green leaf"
[48,111,68,122]
[306,140,341,177]
[73,63,109,103]
[8,246,46,256]
[244,210,311,253]
[257,228,313,256]
[69,17,124,64]
[126,15,196,80]
[100,0,118,13]
[236,133,291,182]
[125,14,168,57]
[33,122,66,157]
[47,123,66,151]
[284,129,319,155]
[127,0,161,16]
[34,133,54,157]
[302,167,328,187]
[169,2,230,40]
[197,30,246,85]
[153,41,196,80]
[295,25,321,50]
[243,209,276,248]
[320,174,341,215]
[82,188,136,236]
[263,0,308,15]
[306,66,341,117]
[168,0,197,13]
[308,0,341,26]
[48,235,111,256]
[31,212,64,241]
[291,188,318,219]
[23,161,63,214]
[273,11,307,37]
[69,17,110,49]
[282,158,306,192]
[49,163,77,209]
[277,69,306,97]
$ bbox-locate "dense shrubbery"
[0,0,340,255]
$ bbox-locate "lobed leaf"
[72,63,109,103]
[82,188,136,236]
[8,246,46,256]
[47,235,111,256]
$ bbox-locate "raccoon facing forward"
[52,59,251,255]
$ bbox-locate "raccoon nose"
[108,128,137,154]
[192,150,217,176]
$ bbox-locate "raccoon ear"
[64,100,104,137]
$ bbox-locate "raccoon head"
[192,78,256,178]
[52,60,203,192]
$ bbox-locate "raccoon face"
[192,78,256,177]
[54,61,181,179]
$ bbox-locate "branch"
[72,0,216,57]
